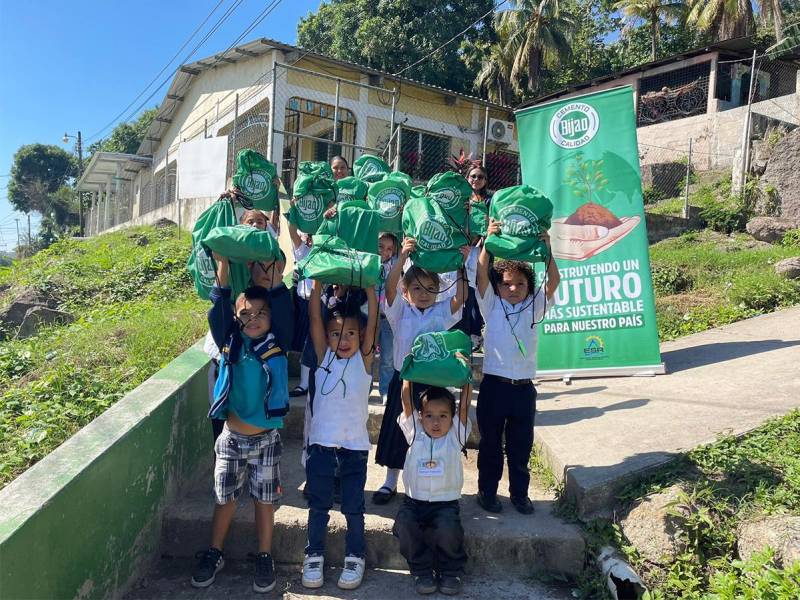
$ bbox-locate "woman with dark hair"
[457,163,490,352]
[330,155,350,181]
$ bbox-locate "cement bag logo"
[194,242,216,288]
[498,205,540,237]
[417,216,451,251]
[431,187,461,211]
[414,332,448,362]
[582,335,606,359]
[359,158,385,179]
[375,187,403,218]
[297,194,323,219]
[242,171,271,200]
[550,102,599,149]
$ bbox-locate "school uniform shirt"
[398,413,472,502]
[384,282,462,371]
[293,243,313,299]
[464,247,479,289]
[308,349,372,451]
[477,285,553,380]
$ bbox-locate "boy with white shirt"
[474,219,560,514]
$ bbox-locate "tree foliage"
[87,108,157,155]
[297,0,496,94]
[7,144,76,215]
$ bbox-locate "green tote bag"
[400,330,472,387]
[231,149,278,211]
[484,185,553,263]
[402,196,468,273]
[296,235,381,287]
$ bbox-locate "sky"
[0,0,321,251]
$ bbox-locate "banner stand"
[536,363,666,383]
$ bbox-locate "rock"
[641,162,686,199]
[745,217,799,243]
[0,288,59,329]
[738,515,800,568]
[775,257,800,279]
[16,306,74,339]
[153,218,177,228]
[762,128,800,221]
[620,485,689,565]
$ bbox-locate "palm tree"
[496,0,574,94]
[686,0,755,40]
[614,0,687,61]
[474,43,517,105]
[757,0,784,41]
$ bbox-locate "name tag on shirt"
[417,458,444,477]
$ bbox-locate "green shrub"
[643,185,666,205]
[782,228,800,248]
[700,197,750,234]
[651,263,693,295]
[728,272,800,312]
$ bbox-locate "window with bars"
[398,127,451,182]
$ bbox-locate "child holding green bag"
[474,218,560,515]
[373,237,468,505]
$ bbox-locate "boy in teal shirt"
[192,253,289,593]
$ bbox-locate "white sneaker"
[337,555,365,590]
[302,555,324,589]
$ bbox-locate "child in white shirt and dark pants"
[393,381,472,596]
[474,219,560,514]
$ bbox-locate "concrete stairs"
[127,353,587,598]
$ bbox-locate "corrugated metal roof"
[137,37,512,157]
[518,35,800,109]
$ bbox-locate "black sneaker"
[439,575,463,595]
[510,496,535,514]
[191,547,224,588]
[476,491,502,513]
[414,574,437,595]
[253,552,276,593]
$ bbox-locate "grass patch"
[615,410,800,598]
[0,226,208,486]
[650,230,800,341]
[647,196,687,217]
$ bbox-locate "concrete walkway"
[534,306,800,517]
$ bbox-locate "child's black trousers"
[393,497,466,577]
[476,373,537,499]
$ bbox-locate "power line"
[393,0,508,77]
[85,0,228,142]
[86,0,248,143]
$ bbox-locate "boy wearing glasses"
[192,253,289,594]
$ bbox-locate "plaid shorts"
[213,425,282,505]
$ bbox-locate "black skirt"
[375,371,429,469]
[291,292,310,353]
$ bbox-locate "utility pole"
[27,213,31,248]
[736,50,758,196]
[77,131,83,236]
[15,218,20,255]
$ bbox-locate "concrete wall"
[0,342,211,600]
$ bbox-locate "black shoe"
[191,547,224,588]
[476,491,502,513]
[414,574,437,595]
[333,475,342,504]
[510,496,535,514]
[439,575,463,595]
[253,552,276,593]
[289,385,308,398]
[372,485,397,505]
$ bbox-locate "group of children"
[191,156,561,595]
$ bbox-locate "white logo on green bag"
[194,242,216,288]
[338,191,354,202]
[297,194,323,219]
[417,216,451,251]
[375,187,403,218]
[431,187,461,211]
[415,333,448,362]
[549,102,599,149]
[242,171,271,199]
[360,159,384,177]
[498,205,540,237]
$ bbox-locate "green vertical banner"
[515,86,664,377]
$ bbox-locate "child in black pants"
[393,381,472,595]
[473,219,560,514]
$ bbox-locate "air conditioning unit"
[488,118,515,144]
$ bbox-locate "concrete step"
[124,557,573,599]
[162,440,584,579]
